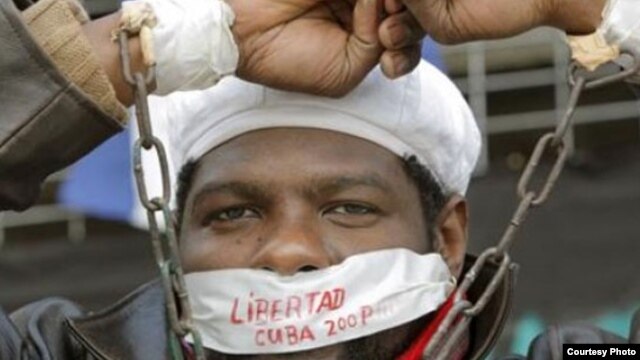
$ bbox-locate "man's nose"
[250,215,334,276]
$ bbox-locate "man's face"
[178,128,453,359]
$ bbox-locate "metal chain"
[423,54,640,360]
[117,31,205,360]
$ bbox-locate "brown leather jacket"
[0,0,121,356]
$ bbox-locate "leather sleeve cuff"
[0,0,123,211]
[22,0,127,122]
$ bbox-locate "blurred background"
[1,4,639,357]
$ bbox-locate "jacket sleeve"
[0,306,23,359]
[0,0,123,212]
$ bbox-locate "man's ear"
[433,195,468,278]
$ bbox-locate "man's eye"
[211,207,259,222]
[328,203,376,215]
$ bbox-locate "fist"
[379,0,606,46]
[227,0,422,96]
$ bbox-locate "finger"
[380,43,421,79]
[384,0,404,14]
[345,0,383,75]
[351,0,383,47]
[379,9,425,50]
[328,0,383,96]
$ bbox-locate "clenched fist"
[228,0,420,96]
[379,0,607,46]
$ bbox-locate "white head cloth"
[135,60,480,227]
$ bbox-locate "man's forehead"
[191,128,406,175]
[187,128,412,196]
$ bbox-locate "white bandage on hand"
[597,0,640,82]
[125,0,239,95]
[600,0,640,56]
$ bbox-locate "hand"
[379,0,606,46]
[228,0,392,96]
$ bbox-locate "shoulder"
[5,280,166,359]
[68,280,169,359]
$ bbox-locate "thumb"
[345,0,383,83]
[352,0,381,45]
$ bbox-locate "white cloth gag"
[185,249,455,354]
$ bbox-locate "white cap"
[146,60,480,198]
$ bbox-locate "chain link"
[423,54,640,360]
[118,31,205,360]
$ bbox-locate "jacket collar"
[67,280,169,360]
[67,255,516,360]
